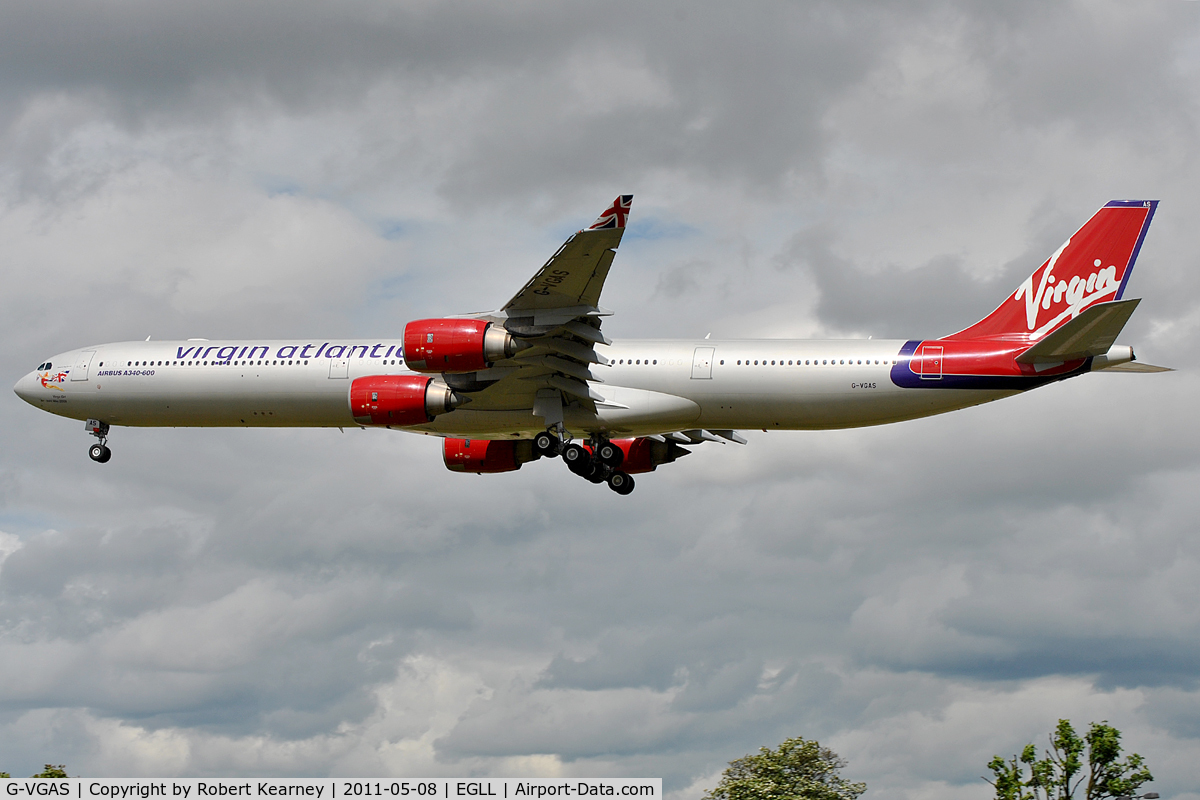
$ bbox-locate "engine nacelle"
[443,438,539,474]
[350,375,457,426]
[404,318,519,373]
[612,437,690,474]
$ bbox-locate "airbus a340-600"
[15,197,1168,494]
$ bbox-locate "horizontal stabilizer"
[1016,299,1140,364]
[1100,361,1174,373]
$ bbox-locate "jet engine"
[403,319,521,373]
[612,437,691,474]
[350,375,459,426]
[443,438,539,473]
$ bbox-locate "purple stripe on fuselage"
[888,340,1091,391]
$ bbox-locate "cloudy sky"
[2,1,1199,797]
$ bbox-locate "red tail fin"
[953,201,1157,341]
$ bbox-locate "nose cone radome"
[13,371,38,405]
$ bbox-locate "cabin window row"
[612,357,898,367]
[731,359,898,366]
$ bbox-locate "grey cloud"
[2,0,1200,795]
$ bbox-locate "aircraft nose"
[13,372,37,404]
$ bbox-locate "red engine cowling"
[404,318,518,373]
[611,437,689,474]
[350,375,455,426]
[443,438,532,473]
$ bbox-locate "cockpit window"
[36,362,50,370]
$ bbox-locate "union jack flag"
[587,194,634,230]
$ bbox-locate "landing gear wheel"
[607,471,634,495]
[586,462,610,484]
[89,443,111,463]
[534,431,561,457]
[562,443,591,475]
[596,441,623,468]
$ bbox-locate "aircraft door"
[691,346,715,379]
[329,358,349,379]
[71,350,96,381]
[919,345,943,380]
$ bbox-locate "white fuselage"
[13,337,1026,439]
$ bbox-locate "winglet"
[587,195,634,230]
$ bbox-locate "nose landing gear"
[86,419,111,463]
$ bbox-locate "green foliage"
[0,773,10,778]
[985,720,1153,800]
[704,736,866,800]
[31,765,69,778]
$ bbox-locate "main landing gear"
[535,428,634,495]
[86,419,111,463]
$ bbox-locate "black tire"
[608,471,634,495]
[562,443,591,475]
[534,431,559,456]
[596,441,623,467]
[586,462,609,484]
[98,445,112,463]
[89,443,106,462]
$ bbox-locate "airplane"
[14,196,1169,495]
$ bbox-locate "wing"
[503,194,632,323]
[448,196,633,431]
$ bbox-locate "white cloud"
[0,1,1198,798]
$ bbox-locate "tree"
[985,720,1154,800]
[0,765,69,779]
[704,736,866,800]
